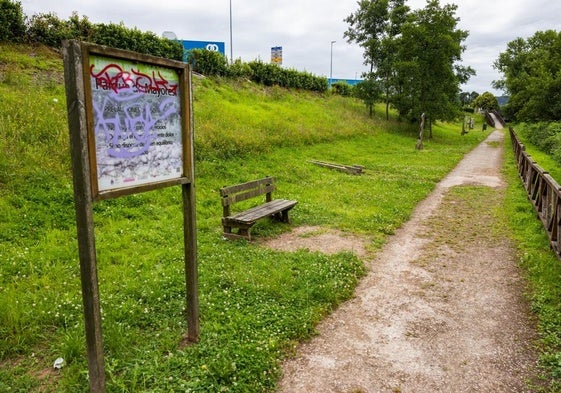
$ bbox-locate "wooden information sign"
[62,40,199,392]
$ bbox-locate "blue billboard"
[181,40,225,61]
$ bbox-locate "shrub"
[26,12,75,47]
[228,59,252,79]
[331,81,353,96]
[91,23,183,61]
[66,12,94,42]
[186,48,229,76]
[519,122,561,166]
[0,0,26,42]
[354,79,382,116]
[246,61,327,92]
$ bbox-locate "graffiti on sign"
[89,56,183,192]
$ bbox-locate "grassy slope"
[0,43,531,392]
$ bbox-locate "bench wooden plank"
[221,184,275,206]
[220,177,275,198]
[224,199,297,224]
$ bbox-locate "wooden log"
[309,160,364,175]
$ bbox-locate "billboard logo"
[181,40,226,61]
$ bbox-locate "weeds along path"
[276,129,541,392]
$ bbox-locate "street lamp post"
[229,0,233,63]
[330,40,336,86]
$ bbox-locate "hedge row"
[186,49,329,93]
[518,122,561,166]
[1,0,183,61]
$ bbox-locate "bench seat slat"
[224,199,297,224]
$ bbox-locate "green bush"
[26,12,94,47]
[518,122,561,165]
[186,54,328,93]
[0,0,26,43]
[24,11,183,60]
[228,58,252,79]
[186,48,229,76]
[331,81,353,96]
[246,61,327,92]
[19,6,324,91]
[91,23,183,61]
[26,12,74,47]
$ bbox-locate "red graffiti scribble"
[90,63,178,96]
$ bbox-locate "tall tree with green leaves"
[378,0,409,120]
[344,0,409,119]
[472,91,499,112]
[0,0,26,42]
[394,0,474,135]
[494,30,561,122]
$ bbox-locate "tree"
[354,78,382,117]
[0,0,26,42]
[494,30,561,122]
[472,91,499,112]
[393,0,474,135]
[345,0,409,119]
[459,91,479,107]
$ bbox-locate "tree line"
[345,0,474,131]
[494,29,561,123]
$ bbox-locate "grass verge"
[503,131,561,392]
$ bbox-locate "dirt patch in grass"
[261,225,369,258]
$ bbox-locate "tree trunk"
[429,117,433,139]
[416,113,425,150]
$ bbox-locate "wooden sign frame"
[81,42,193,200]
[63,40,199,393]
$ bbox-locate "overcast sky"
[20,0,561,95]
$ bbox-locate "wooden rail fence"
[510,126,561,259]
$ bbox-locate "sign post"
[62,40,198,392]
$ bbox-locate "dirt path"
[269,129,541,392]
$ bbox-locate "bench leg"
[272,209,290,223]
[223,224,252,241]
[239,227,251,241]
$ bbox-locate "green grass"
[1,43,491,392]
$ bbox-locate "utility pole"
[330,40,336,86]
[229,0,233,63]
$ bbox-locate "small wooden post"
[416,113,425,150]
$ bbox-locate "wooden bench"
[220,176,297,240]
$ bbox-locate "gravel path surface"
[273,128,541,392]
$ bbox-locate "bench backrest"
[220,177,276,217]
